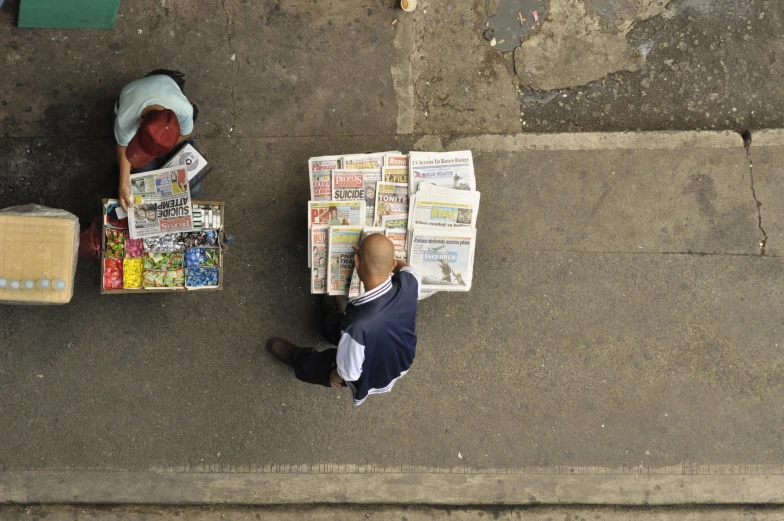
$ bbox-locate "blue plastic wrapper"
[184,247,219,268]
[181,231,218,248]
[186,267,219,287]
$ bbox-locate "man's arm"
[116,144,133,211]
[176,133,192,145]
[393,259,410,273]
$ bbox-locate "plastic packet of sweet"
[103,258,123,290]
[164,269,186,287]
[125,238,144,258]
[184,248,219,268]
[186,267,220,288]
[143,270,166,288]
[123,258,143,289]
[181,231,218,248]
[143,252,184,270]
[143,233,185,252]
[105,229,126,258]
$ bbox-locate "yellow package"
[123,258,143,289]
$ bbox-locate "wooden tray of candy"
[100,199,226,294]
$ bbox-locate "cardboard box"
[0,212,78,304]
[100,200,226,294]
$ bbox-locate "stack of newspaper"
[307,150,479,297]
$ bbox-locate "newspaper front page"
[383,154,409,184]
[331,170,365,201]
[342,152,399,170]
[410,190,480,229]
[308,155,341,201]
[128,167,195,240]
[409,150,476,193]
[310,225,329,294]
[308,200,366,227]
[307,200,365,267]
[385,228,408,261]
[347,227,385,298]
[374,182,409,226]
[327,226,363,295]
[409,227,476,292]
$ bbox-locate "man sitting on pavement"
[266,233,420,406]
[114,70,199,210]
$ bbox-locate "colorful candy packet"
[184,248,219,268]
[143,269,185,288]
[186,267,219,288]
[105,229,125,258]
[143,233,185,252]
[143,252,184,270]
[181,231,218,248]
[103,258,123,290]
[125,238,143,258]
[123,258,143,289]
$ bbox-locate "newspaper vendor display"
[305,150,480,299]
[127,166,195,239]
[101,198,227,293]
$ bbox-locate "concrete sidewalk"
[2,130,784,505]
[3,505,784,521]
[2,0,784,507]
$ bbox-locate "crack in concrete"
[741,130,767,255]
[221,0,240,138]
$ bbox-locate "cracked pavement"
[1,0,784,491]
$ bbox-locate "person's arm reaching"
[116,144,133,211]
[392,259,410,273]
[176,133,191,146]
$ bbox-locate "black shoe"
[266,337,301,366]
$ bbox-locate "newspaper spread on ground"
[383,154,409,184]
[347,227,385,298]
[409,150,476,193]
[308,200,366,226]
[307,200,365,267]
[127,167,195,240]
[342,151,400,170]
[307,149,477,297]
[327,226,363,295]
[308,155,342,201]
[408,227,476,292]
[310,225,329,294]
[362,169,382,226]
[331,170,365,201]
[410,187,480,229]
[385,228,408,261]
[381,215,408,230]
[374,182,409,226]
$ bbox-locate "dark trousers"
[292,308,344,387]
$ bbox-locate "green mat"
[18,0,121,29]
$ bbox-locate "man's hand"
[329,369,343,388]
[119,181,133,211]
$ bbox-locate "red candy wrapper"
[125,238,143,258]
[103,258,123,290]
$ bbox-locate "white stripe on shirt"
[336,332,365,382]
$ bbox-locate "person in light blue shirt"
[114,71,198,210]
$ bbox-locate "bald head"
[356,233,396,288]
